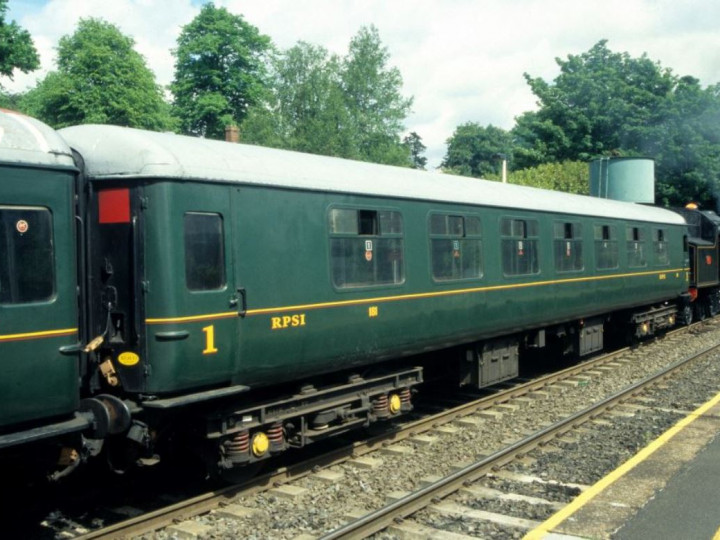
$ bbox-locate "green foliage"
[171,3,271,139]
[514,40,676,166]
[243,42,357,157]
[0,90,23,109]
[505,161,589,195]
[341,25,413,165]
[511,40,720,207]
[403,131,427,169]
[243,25,413,166]
[442,123,513,178]
[651,77,720,207]
[0,0,39,84]
[21,18,174,130]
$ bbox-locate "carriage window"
[594,224,618,270]
[329,208,404,288]
[554,222,583,272]
[184,213,226,291]
[0,207,55,304]
[626,226,647,268]
[654,228,669,266]
[501,217,539,276]
[429,214,483,281]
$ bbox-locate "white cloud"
[6,0,720,167]
[7,0,197,91]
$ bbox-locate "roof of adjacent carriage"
[59,124,685,226]
[0,109,75,168]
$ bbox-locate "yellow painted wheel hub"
[389,394,402,414]
[251,432,269,457]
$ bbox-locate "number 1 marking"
[202,325,218,355]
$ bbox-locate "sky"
[5,0,720,168]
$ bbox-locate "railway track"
[323,331,720,539]
[66,321,720,540]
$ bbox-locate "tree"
[341,25,413,165]
[507,161,589,194]
[512,40,720,207]
[0,91,23,110]
[650,77,720,206]
[0,0,39,85]
[171,3,271,139]
[22,18,174,130]
[243,42,357,157]
[403,132,427,169]
[243,26,414,167]
[514,40,675,167]
[442,123,513,178]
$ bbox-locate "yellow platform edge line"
[523,387,720,540]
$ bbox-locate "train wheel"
[695,302,707,322]
[705,298,715,319]
[709,293,720,317]
[680,304,693,326]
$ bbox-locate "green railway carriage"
[60,124,689,471]
[0,110,86,448]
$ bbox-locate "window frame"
[553,221,584,273]
[500,216,540,277]
[626,225,648,269]
[183,212,227,292]
[0,205,56,305]
[653,227,670,267]
[594,223,619,270]
[428,212,483,282]
[328,206,405,290]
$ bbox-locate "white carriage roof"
[59,124,685,226]
[0,109,75,168]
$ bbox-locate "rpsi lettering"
[271,313,307,330]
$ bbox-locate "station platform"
[524,390,720,540]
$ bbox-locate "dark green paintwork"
[0,164,79,428]
[121,179,688,395]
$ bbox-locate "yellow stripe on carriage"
[145,267,688,323]
[146,311,239,325]
[0,328,77,342]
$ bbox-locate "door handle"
[237,287,247,318]
[59,343,83,355]
[155,331,190,341]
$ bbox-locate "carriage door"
[0,167,79,427]
[143,182,238,393]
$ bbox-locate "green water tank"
[589,157,655,203]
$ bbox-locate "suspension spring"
[267,422,284,452]
[224,430,250,457]
[373,394,390,418]
[400,388,412,411]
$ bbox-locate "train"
[0,108,717,480]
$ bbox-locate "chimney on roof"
[225,125,240,143]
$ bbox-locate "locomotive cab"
[671,205,720,318]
